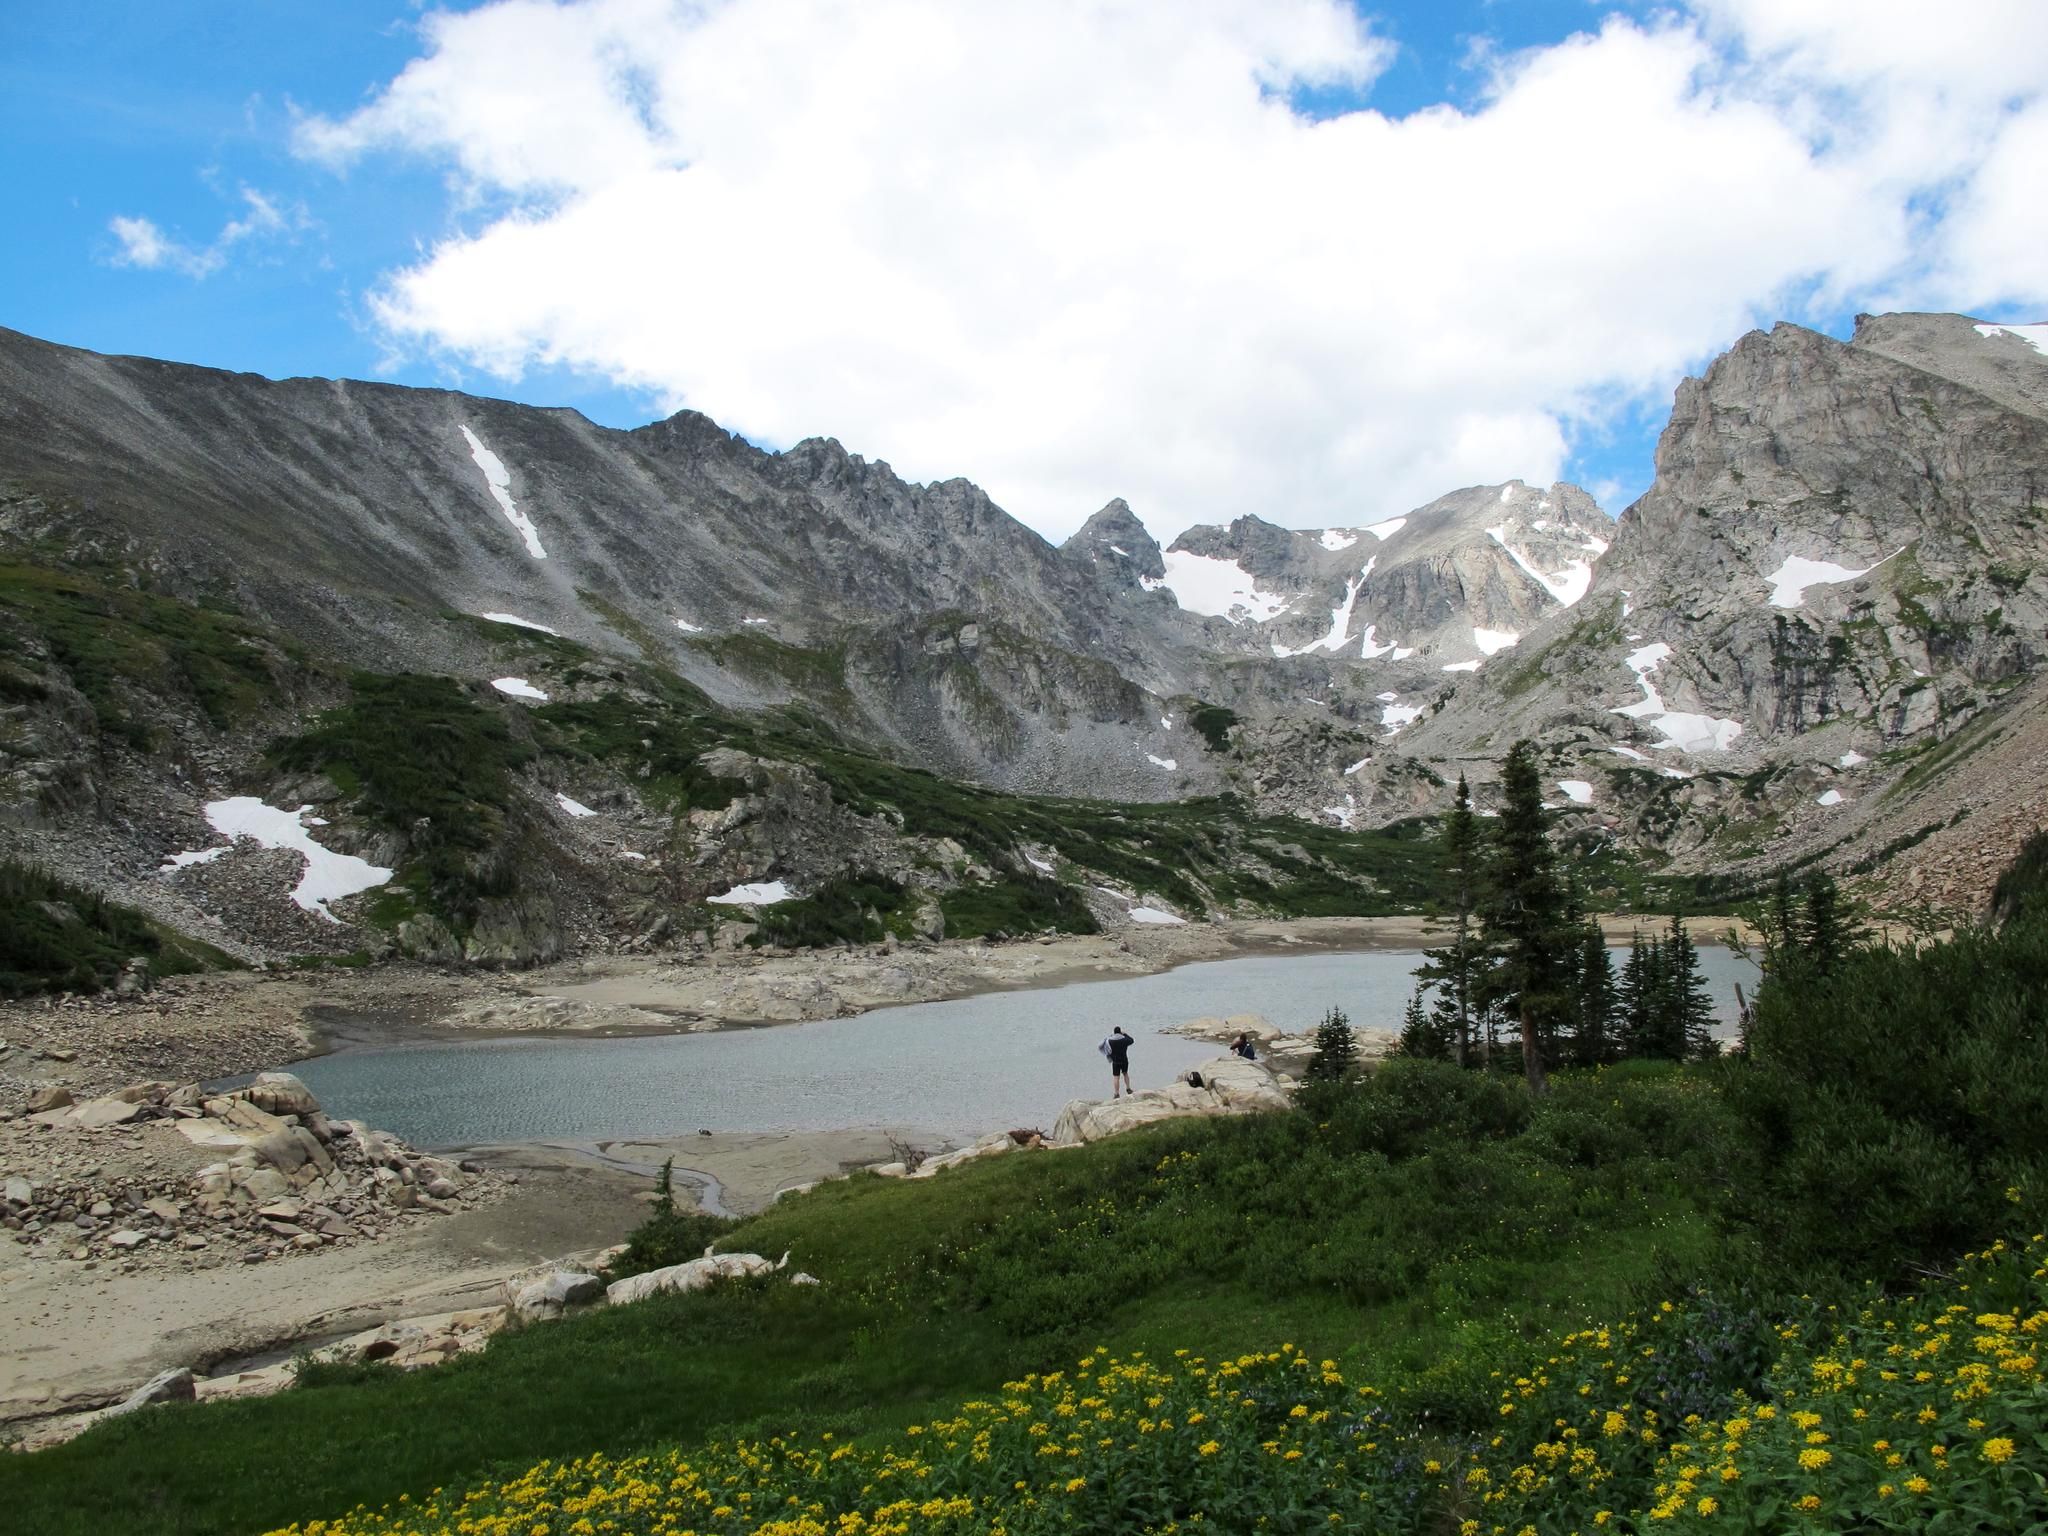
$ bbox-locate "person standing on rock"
[1103,1025,1134,1098]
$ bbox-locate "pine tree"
[1575,926,1616,1066]
[1476,741,1571,1094]
[1304,1005,1359,1083]
[1615,931,1648,1058]
[1397,986,1450,1060]
[1417,774,1484,1067]
[1801,872,1864,978]
[1665,913,1718,1059]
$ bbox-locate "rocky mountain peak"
[1062,498,1165,581]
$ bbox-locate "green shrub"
[0,859,226,996]
[269,673,534,926]
[937,875,1098,939]
[747,872,909,949]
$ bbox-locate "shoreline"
[291,914,1469,1058]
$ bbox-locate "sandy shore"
[0,1125,924,1430]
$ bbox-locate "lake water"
[289,945,1761,1149]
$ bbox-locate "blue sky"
[3,2,2042,538]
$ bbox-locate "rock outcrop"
[604,1250,787,1307]
[1050,1056,1291,1145]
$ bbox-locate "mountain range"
[1,310,2043,965]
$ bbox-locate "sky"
[4,2,2045,544]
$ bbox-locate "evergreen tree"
[1475,740,1571,1094]
[1615,931,1648,1057]
[1801,871,1864,978]
[1574,926,1617,1066]
[1665,913,1719,1059]
[1304,1006,1359,1083]
[1417,774,1484,1067]
[1762,870,1801,977]
[1397,986,1451,1060]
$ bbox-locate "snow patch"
[1838,750,1866,768]
[1360,517,1406,541]
[1487,523,1597,606]
[1160,716,1172,730]
[1473,627,1520,656]
[619,850,647,861]
[1392,646,1418,661]
[1557,779,1594,805]
[555,792,597,818]
[164,798,393,922]
[1380,702,1425,734]
[1317,529,1357,552]
[1611,643,1743,754]
[1320,800,1357,829]
[674,617,703,634]
[1128,906,1187,926]
[707,880,794,905]
[480,611,560,636]
[1499,484,1517,504]
[1108,544,1130,557]
[491,676,548,701]
[1149,551,1291,624]
[1763,551,1899,608]
[1610,745,1650,762]
[161,846,227,870]
[1817,789,1844,807]
[1146,754,1178,771]
[1026,853,1055,873]
[460,426,546,559]
[1975,322,2048,356]
[1357,624,1400,660]
[742,616,772,626]
[1344,757,1370,775]
[1442,659,1482,673]
[1272,558,1375,658]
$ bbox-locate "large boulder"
[606,1252,783,1307]
[1050,1057,1290,1145]
[513,1270,605,1321]
[107,1368,195,1417]
[68,1096,144,1129]
[907,1130,1017,1178]
[242,1072,320,1118]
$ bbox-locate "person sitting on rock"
[1104,1026,1134,1098]
[1229,1031,1257,1062]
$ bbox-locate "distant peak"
[1063,498,1164,579]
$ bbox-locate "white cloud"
[109,215,222,277]
[297,0,2047,540]
[107,186,309,281]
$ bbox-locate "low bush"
[0,858,225,996]
[747,872,910,949]
[937,874,1097,939]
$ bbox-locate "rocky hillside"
[1395,313,2048,912]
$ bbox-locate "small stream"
[289,945,1760,1149]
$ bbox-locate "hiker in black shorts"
[1106,1025,1133,1098]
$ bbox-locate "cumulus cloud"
[107,187,308,281]
[297,0,2048,539]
